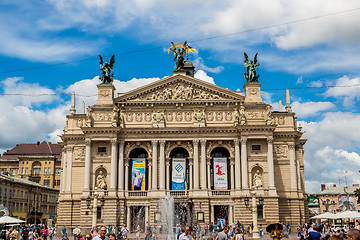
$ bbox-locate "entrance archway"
[210,147,230,190]
[129,148,148,190]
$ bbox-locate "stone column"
[229,205,233,225]
[267,137,275,189]
[166,162,170,190]
[145,205,149,224]
[60,148,67,193]
[234,139,241,190]
[230,162,235,190]
[288,143,297,191]
[127,206,131,230]
[83,140,91,192]
[200,140,207,190]
[240,137,248,189]
[296,146,301,190]
[118,141,125,190]
[110,139,118,192]
[207,162,211,189]
[66,146,73,193]
[152,140,158,190]
[193,140,200,190]
[189,163,193,190]
[125,163,129,191]
[159,140,165,190]
[148,163,152,190]
[211,205,214,223]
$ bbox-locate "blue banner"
[172,158,186,190]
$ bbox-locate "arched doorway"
[129,148,148,191]
[210,147,230,190]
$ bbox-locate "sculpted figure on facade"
[239,105,246,125]
[265,105,273,125]
[152,110,165,123]
[86,107,93,127]
[234,109,239,126]
[112,106,119,127]
[253,170,262,188]
[95,170,107,190]
[193,109,205,122]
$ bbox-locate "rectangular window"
[257,205,263,219]
[22,168,25,174]
[25,168,28,174]
[33,168,41,176]
[98,147,107,153]
[4,189,7,197]
[55,180,61,186]
[56,169,61,175]
[252,145,261,151]
[44,168,47,175]
[97,206,102,219]
[44,180,50,186]
[48,168,51,174]
[34,180,40,183]
[10,169,17,175]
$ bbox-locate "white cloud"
[324,76,360,107]
[292,101,335,118]
[296,76,303,84]
[194,70,215,84]
[192,57,224,74]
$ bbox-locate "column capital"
[125,164,129,167]
[288,143,295,150]
[67,146,74,152]
[193,139,199,146]
[240,137,247,143]
[200,139,207,145]
[152,140,158,145]
[159,140,166,147]
[267,136,274,143]
[119,140,125,145]
[234,139,240,145]
[85,139,91,146]
[110,139,118,145]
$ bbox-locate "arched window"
[129,148,148,191]
[210,147,230,190]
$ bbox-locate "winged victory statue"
[244,52,260,82]
[99,54,115,84]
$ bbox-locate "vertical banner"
[213,158,228,190]
[131,158,146,191]
[172,158,186,190]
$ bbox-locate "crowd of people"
[297,222,360,240]
[1,225,56,240]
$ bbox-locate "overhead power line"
[0,7,360,74]
[1,83,358,97]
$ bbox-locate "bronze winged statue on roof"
[99,54,115,84]
[244,52,260,82]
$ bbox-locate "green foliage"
[354,188,360,204]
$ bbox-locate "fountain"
[158,195,176,239]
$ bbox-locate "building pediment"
[115,73,244,103]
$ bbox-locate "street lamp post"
[86,195,105,228]
[251,189,260,239]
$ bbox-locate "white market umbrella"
[0,216,25,224]
[311,212,336,219]
[334,211,360,219]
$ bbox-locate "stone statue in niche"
[95,170,107,190]
[112,106,119,127]
[265,105,273,125]
[193,109,205,122]
[152,110,164,122]
[252,170,262,188]
[86,107,93,127]
[239,105,246,125]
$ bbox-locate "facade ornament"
[252,170,262,188]
[95,170,107,190]
[267,136,274,143]
[234,109,239,126]
[112,106,119,127]
[74,147,85,161]
[152,110,165,123]
[119,110,125,124]
[240,137,247,144]
[193,109,205,122]
[86,107,93,127]
[288,143,295,150]
[169,41,187,72]
[239,105,246,125]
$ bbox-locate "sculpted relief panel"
[73,147,85,161]
[133,82,222,101]
[274,144,288,159]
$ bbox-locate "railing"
[128,191,148,197]
[169,191,186,197]
[211,190,230,196]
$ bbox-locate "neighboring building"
[0,141,62,189]
[0,172,59,224]
[58,61,307,232]
[318,184,360,214]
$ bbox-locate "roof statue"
[169,41,188,72]
[244,52,260,82]
[99,54,115,84]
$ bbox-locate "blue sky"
[1,0,360,193]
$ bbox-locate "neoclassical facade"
[58,67,307,231]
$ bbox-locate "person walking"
[179,226,193,240]
[234,228,243,240]
[308,225,322,240]
[93,226,109,240]
[217,226,229,240]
